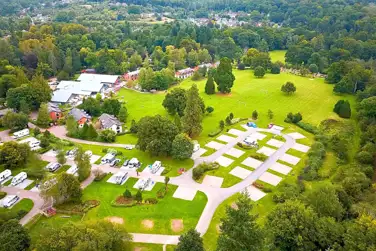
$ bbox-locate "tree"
[118,106,128,123]
[217,192,263,251]
[99,129,116,143]
[254,66,265,78]
[252,110,258,120]
[135,190,142,202]
[130,119,138,134]
[205,74,215,95]
[102,99,121,116]
[123,189,132,198]
[36,103,50,128]
[176,229,204,251]
[304,183,344,220]
[206,106,214,114]
[219,120,225,130]
[344,215,376,250]
[0,219,30,251]
[19,99,30,115]
[75,150,91,182]
[214,57,235,94]
[36,220,132,251]
[56,150,67,165]
[171,133,194,160]
[182,85,204,137]
[80,97,101,116]
[0,141,30,169]
[191,71,201,81]
[267,200,318,250]
[66,115,78,137]
[333,100,351,118]
[271,63,281,74]
[2,112,28,131]
[40,173,82,205]
[268,109,274,120]
[164,176,170,190]
[137,115,179,156]
[281,82,296,95]
[162,88,187,116]
[309,64,319,74]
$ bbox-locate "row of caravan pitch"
[0,169,27,186]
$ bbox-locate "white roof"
[126,70,140,76]
[53,80,104,103]
[77,73,119,84]
[51,90,73,103]
[129,158,139,164]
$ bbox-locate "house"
[68,108,91,127]
[175,68,195,79]
[98,113,122,134]
[124,70,140,81]
[48,103,63,121]
[77,74,119,88]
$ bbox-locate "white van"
[114,172,128,185]
[11,172,27,186]
[12,129,30,139]
[151,161,161,174]
[3,195,19,208]
[101,153,116,164]
[0,169,11,183]
[66,165,78,175]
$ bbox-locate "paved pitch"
[292,143,310,153]
[225,148,245,158]
[229,166,252,179]
[202,175,224,188]
[267,139,284,148]
[217,134,237,143]
[191,148,207,160]
[107,173,129,185]
[269,162,292,175]
[287,132,306,139]
[242,157,263,169]
[259,172,282,186]
[257,146,276,156]
[279,153,301,165]
[215,155,234,167]
[14,179,34,189]
[245,186,266,201]
[205,141,225,150]
[228,128,245,136]
[173,186,197,201]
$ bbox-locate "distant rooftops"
[77,73,119,84]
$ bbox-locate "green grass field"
[81,177,207,235]
[117,70,354,148]
[269,50,286,63]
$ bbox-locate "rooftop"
[69,108,91,121]
[98,113,122,128]
[77,73,119,84]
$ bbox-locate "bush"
[237,63,245,70]
[271,63,281,74]
[135,190,142,202]
[301,141,326,181]
[0,191,6,199]
[145,198,158,204]
[192,162,219,180]
[254,66,266,78]
[333,100,351,118]
[249,153,267,161]
[296,121,319,134]
[156,187,167,198]
[208,128,223,137]
[123,189,132,198]
[356,151,374,164]
[284,112,302,124]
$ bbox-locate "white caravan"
[0,169,11,183]
[151,161,161,174]
[11,172,27,186]
[66,165,78,175]
[2,195,19,208]
[114,172,128,185]
[101,153,116,164]
[12,129,30,139]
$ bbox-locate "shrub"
[271,63,281,74]
[281,82,296,95]
[192,162,219,180]
[157,187,167,198]
[0,191,6,199]
[301,141,326,180]
[296,121,319,134]
[123,189,132,198]
[254,66,266,78]
[284,112,302,124]
[208,128,223,137]
[135,190,142,202]
[237,63,245,70]
[250,153,267,161]
[145,198,158,204]
[252,110,258,120]
[356,151,374,164]
[333,100,351,118]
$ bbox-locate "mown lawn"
[269,50,287,63]
[82,177,207,235]
[116,70,354,148]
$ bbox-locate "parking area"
[133,178,156,191]
[173,186,198,201]
[215,155,234,167]
[202,175,223,188]
[13,179,34,189]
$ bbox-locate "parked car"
[3,195,19,208]
[45,162,62,172]
[122,159,130,166]
[124,145,134,150]
[110,159,121,167]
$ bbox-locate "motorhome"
[66,148,78,158]
[11,172,27,186]
[66,165,78,175]
[114,172,128,185]
[128,158,141,168]
[45,162,61,172]
[0,169,11,183]
[84,150,92,157]
[12,129,30,139]
[151,161,162,174]
[136,178,152,190]
[101,153,116,164]
[2,195,19,208]
[244,136,258,148]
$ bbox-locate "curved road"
[2,127,296,245]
